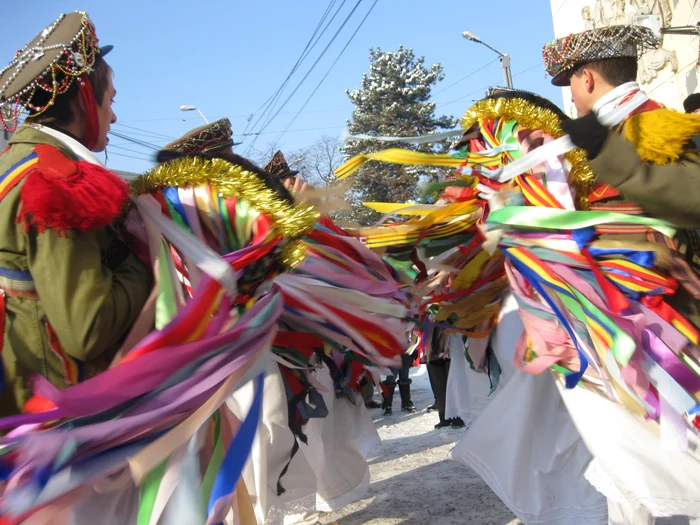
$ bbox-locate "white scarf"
[593,81,647,119]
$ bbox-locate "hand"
[560,111,609,160]
[283,176,308,193]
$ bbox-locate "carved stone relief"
[580,0,680,85]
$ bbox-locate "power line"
[433,57,499,96]
[244,0,365,156]
[108,130,161,150]
[117,107,349,124]
[436,84,493,109]
[109,143,157,157]
[113,122,176,140]
[241,0,344,138]
[272,0,379,147]
[513,62,543,77]
[107,151,154,162]
[435,63,544,109]
[237,124,345,137]
[244,0,348,149]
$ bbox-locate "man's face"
[93,72,117,152]
[693,108,700,115]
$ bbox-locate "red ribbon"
[77,76,99,151]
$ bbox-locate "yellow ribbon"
[335,149,463,180]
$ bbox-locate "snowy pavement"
[320,365,521,525]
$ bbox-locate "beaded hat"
[543,25,661,86]
[263,151,299,180]
[163,118,234,154]
[0,12,110,131]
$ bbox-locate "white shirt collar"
[27,123,104,166]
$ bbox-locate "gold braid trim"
[460,98,595,210]
[131,157,319,268]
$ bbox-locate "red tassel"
[17,144,129,233]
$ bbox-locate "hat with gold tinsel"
[543,25,661,86]
[163,118,234,155]
[0,11,111,132]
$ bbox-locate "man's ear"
[584,69,596,94]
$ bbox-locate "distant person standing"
[684,93,700,150]
[683,93,700,115]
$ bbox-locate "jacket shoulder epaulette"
[17,144,129,233]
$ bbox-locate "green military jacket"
[589,129,700,328]
[0,126,152,416]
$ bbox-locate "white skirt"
[449,294,608,524]
[559,383,700,519]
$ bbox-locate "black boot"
[398,382,416,413]
[382,384,395,416]
[451,417,466,429]
[434,417,452,429]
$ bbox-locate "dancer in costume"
[157,129,394,524]
[536,24,700,523]
[336,88,610,523]
[437,90,607,524]
[0,11,152,523]
[0,13,152,415]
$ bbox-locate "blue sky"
[2,1,561,173]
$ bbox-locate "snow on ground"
[320,365,521,525]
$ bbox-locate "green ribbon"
[137,460,167,525]
[487,206,676,238]
[235,199,252,250]
[200,411,223,517]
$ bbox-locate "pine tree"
[342,46,457,224]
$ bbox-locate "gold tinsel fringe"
[131,157,319,239]
[460,97,595,210]
[624,109,700,166]
[281,240,308,270]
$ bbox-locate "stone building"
[550,0,699,115]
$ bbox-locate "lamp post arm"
[196,109,209,124]
[478,40,505,57]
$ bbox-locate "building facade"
[550,0,699,115]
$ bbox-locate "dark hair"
[573,57,638,87]
[155,149,295,205]
[26,54,113,125]
[683,93,700,113]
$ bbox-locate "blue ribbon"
[586,246,656,268]
[207,373,265,524]
[163,187,191,230]
[502,249,588,388]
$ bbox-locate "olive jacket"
[589,125,700,329]
[0,126,152,415]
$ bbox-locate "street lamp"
[462,31,513,89]
[179,105,209,124]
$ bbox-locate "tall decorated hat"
[163,118,235,154]
[543,24,661,86]
[0,11,111,131]
[263,150,299,180]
